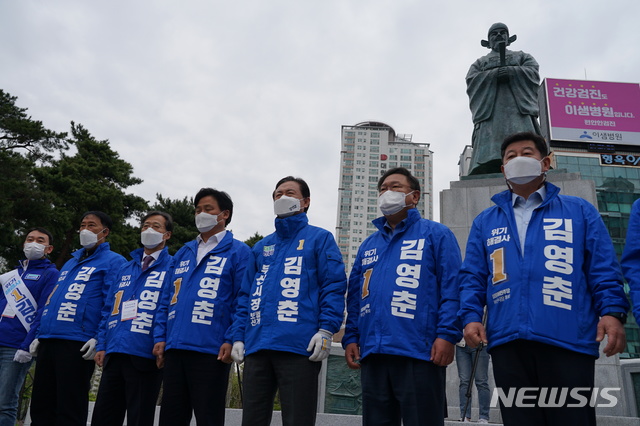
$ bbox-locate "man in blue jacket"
[30,211,126,426]
[459,132,629,426]
[153,188,251,426]
[343,167,462,426]
[91,211,174,426]
[622,199,640,323]
[0,228,59,426]
[231,176,347,426]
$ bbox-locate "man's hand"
[464,322,488,348]
[597,315,627,357]
[80,338,97,360]
[231,341,245,364]
[153,342,166,368]
[345,343,361,369]
[307,329,333,362]
[218,343,232,364]
[95,351,106,367]
[13,350,32,363]
[430,338,455,366]
[29,339,40,356]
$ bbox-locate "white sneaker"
[477,419,490,424]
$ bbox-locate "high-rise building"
[335,121,433,271]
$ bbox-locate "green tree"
[0,90,68,269]
[0,89,67,162]
[150,194,199,255]
[35,122,148,267]
[243,232,264,248]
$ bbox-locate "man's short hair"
[25,227,54,245]
[501,132,549,161]
[142,211,174,232]
[273,176,311,212]
[377,167,421,192]
[81,211,113,230]
[194,188,234,226]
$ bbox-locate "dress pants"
[360,354,446,426]
[241,350,322,426]
[159,349,231,426]
[491,339,597,426]
[30,339,96,426]
[91,353,162,426]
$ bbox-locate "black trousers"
[159,349,231,426]
[242,350,322,426]
[360,354,446,426]
[91,353,162,426]
[491,339,597,426]
[30,339,96,426]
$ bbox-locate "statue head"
[481,22,517,51]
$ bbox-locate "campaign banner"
[544,78,640,146]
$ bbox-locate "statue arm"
[505,51,540,115]
[466,58,499,123]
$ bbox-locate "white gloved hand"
[231,341,245,364]
[307,329,333,362]
[14,349,32,363]
[29,339,40,356]
[80,338,97,360]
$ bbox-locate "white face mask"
[140,228,165,249]
[195,212,220,233]
[24,242,47,260]
[79,229,104,249]
[504,156,544,185]
[377,190,414,216]
[274,195,302,218]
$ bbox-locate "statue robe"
[466,49,541,175]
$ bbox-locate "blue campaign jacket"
[342,208,462,362]
[622,198,640,323]
[231,213,347,357]
[96,247,172,359]
[153,232,251,355]
[459,183,629,357]
[0,259,59,351]
[38,243,126,342]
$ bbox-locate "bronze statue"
[466,23,541,175]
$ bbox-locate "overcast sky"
[2,1,639,243]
